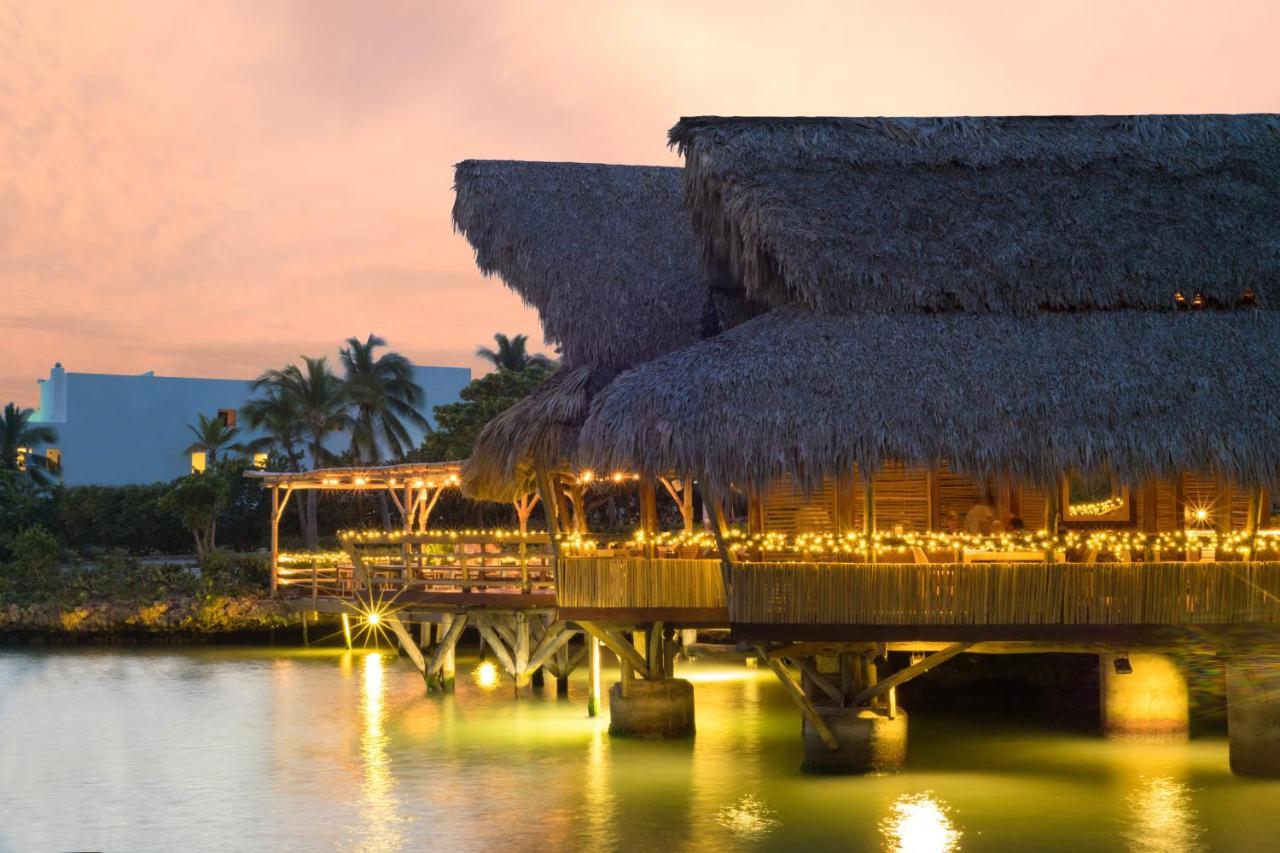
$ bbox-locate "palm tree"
[183,413,244,464]
[241,389,304,471]
[340,334,429,462]
[476,333,557,372]
[241,386,309,538]
[0,403,59,487]
[251,356,352,548]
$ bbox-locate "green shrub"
[0,525,62,602]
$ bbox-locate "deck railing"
[279,533,556,598]
[729,560,1280,626]
[556,557,725,610]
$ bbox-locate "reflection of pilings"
[1227,652,1280,777]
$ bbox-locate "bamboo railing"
[556,557,725,610]
[279,533,557,599]
[730,561,1280,626]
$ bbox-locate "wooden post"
[862,470,877,562]
[301,609,309,646]
[1045,475,1061,564]
[588,635,602,717]
[640,477,658,558]
[926,467,941,531]
[535,466,563,562]
[514,612,531,696]
[1246,486,1263,561]
[341,612,352,649]
[648,622,664,680]
[270,485,280,597]
[439,613,457,691]
[708,488,735,600]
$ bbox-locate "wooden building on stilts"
[546,116,1280,774]
[260,115,1280,778]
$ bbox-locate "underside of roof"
[578,307,1280,492]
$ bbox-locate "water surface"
[0,646,1274,852]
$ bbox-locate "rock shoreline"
[0,595,301,642]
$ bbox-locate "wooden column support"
[854,642,972,706]
[755,644,839,751]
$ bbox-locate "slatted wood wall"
[757,467,1264,536]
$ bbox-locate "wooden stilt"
[341,612,352,649]
[270,485,280,597]
[576,621,650,679]
[301,610,310,647]
[588,635,602,717]
[514,613,532,695]
[755,644,839,751]
[854,642,972,706]
[384,614,428,680]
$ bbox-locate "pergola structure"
[246,461,548,595]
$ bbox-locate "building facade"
[30,362,471,486]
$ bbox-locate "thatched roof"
[670,115,1280,316]
[578,307,1280,492]
[462,365,612,502]
[453,160,714,370]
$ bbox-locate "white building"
[30,362,470,486]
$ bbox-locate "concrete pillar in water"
[802,706,908,774]
[1226,654,1280,777]
[1099,653,1189,742]
[607,679,695,738]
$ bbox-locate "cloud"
[3,0,1279,408]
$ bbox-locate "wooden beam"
[526,624,576,673]
[575,621,650,679]
[384,615,427,676]
[755,644,839,751]
[426,613,469,675]
[790,656,843,705]
[474,623,517,676]
[854,642,972,706]
[707,489,735,599]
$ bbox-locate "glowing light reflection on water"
[880,792,962,853]
[0,648,1277,852]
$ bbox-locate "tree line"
[0,332,557,567]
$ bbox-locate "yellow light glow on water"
[880,792,962,853]
[716,794,779,840]
[1125,776,1204,853]
[357,653,403,852]
[472,660,500,690]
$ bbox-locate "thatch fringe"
[669,115,1280,317]
[462,365,615,502]
[577,307,1280,493]
[452,160,712,370]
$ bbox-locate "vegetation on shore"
[0,332,557,636]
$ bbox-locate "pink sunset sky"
[3,1,1279,408]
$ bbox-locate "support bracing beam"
[474,620,517,676]
[576,621,651,680]
[755,644,839,751]
[791,656,844,706]
[426,613,469,676]
[526,623,576,674]
[384,615,427,676]
[854,642,972,706]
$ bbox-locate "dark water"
[0,645,1275,852]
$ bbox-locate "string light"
[1065,496,1125,517]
